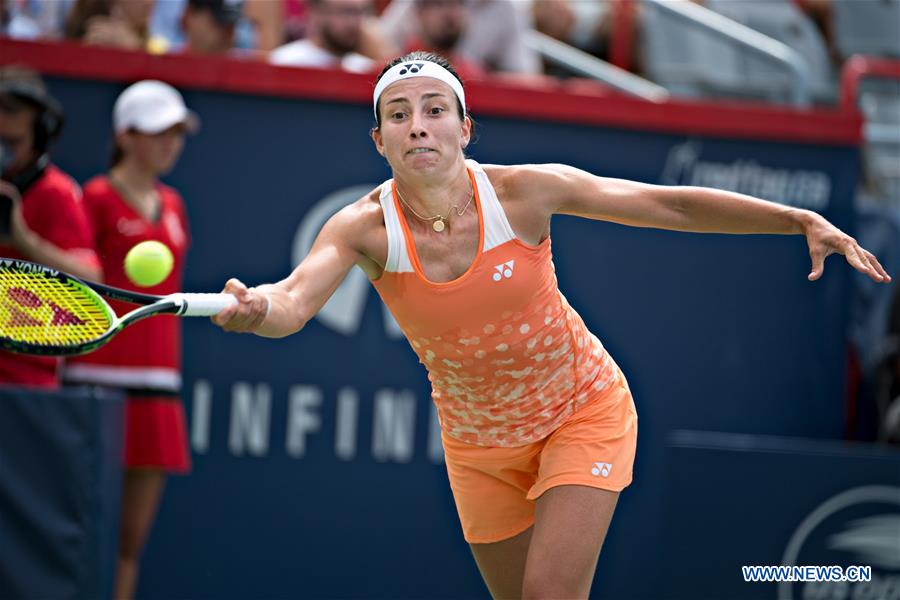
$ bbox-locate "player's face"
[373,77,470,176]
[122,124,186,175]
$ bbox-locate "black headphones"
[0,80,65,154]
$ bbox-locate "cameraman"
[0,66,100,387]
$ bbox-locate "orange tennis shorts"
[441,368,638,544]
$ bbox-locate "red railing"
[840,55,900,112]
[0,36,862,145]
[610,0,638,73]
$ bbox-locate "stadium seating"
[641,0,815,104]
[833,0,900,59]
[858,76,900,202]
[703,0,836,103]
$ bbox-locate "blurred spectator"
[150,0,266,54]
[280,0,391,59]
[149,0,188,48]
[283,0,309,42]
[269,0,381,73]
[794,0,841,64]
[1,0,72,40]
[3,0,42,38]
[405,0,486,80]
[64,0,165,52]
[182,0,243,55]
[532,0,575,45]
[244,0,284,50]
[0,66,101,387]
[380,0,541,75]
[535,0,613,60]
[63,80,195,599]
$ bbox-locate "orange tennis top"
[372,160,620,447]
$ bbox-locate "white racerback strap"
[379,180,415,273]
[466,160,516,252]
[379,161,518,273]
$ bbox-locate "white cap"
[113,80,199,135]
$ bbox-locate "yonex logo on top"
[592,462,612,477]
[492,260,514,282]
[399,63,424,76]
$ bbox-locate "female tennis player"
[213,52,890,599]
[63,80,196,600]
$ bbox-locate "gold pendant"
[433,219,446,232]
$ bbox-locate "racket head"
[0,258,116,355]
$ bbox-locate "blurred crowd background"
[0,0,893,89]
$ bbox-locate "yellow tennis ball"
[124,241,174,287]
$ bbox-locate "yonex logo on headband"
[399,63,424,75]
[373,60,466,119]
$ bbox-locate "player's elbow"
[650,186,692,229]
[289,290,316,335]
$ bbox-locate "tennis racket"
[0,257,237,356]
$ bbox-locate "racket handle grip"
[169,293,239,316]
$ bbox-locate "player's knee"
[521,563,589,600]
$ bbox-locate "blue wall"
[46,75,860,599]
[663,431,900,599]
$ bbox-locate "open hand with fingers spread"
[211,278,270,332]
[803,212,891,283]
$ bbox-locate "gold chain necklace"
[396,186,474,233]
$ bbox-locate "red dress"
[0,164,100,387]
[64,176,191,472]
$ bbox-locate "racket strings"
[0,269,111,346]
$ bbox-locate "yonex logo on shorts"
[399,63,424,75]
[492,260,514,282]
[592,462,612,477]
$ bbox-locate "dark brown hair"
[108,142,124,168]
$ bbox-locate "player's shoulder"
[320,186,386,259]
[327,186,385,238]
[481,163,571,201]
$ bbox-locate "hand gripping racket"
[0,258,237,356]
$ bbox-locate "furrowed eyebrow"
[385,92,449,106]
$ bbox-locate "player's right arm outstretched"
[212,194,382,337]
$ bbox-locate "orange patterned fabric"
[442,368,637,542]
[372,162,620,448]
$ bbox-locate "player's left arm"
[520,163,890,283]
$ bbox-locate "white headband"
[373,60,466,119]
